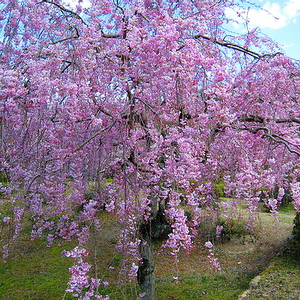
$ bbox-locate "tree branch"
[194,34,261,59]
[101,32,121,38]
[238,115,300,125]
[241,126,300,156]
[52,27,79,44]
[39,0,88,26]
[275,118,300,124]
[193,35,282,59]
[73,120,116,152]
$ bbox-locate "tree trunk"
[293,211,300,241]
[138,235,156,300]
[137,195,171,299]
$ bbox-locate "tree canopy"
[0,0,300,299]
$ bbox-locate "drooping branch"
[52,26,80,44]
[238,115,265,123]
[275,118,300,125]
[240,126,300,156]
[265,132,300,156]
[101,32,121,38]
[73,120,117,152]
[235,114,300,156]
[194,34,282,59]
[38,0,88,26]
[208,116,300,156]
[238,115,300,125]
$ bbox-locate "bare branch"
[238,115,265,123]
[238,115,300,125]
[275,118,300,124]
[24,174,41,197]
[101,32,121,38]
[266,132,300,155]
[208,123,228,145]
[135,97,157,115]
[96,107,114,118]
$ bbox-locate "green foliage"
[243,239,300,299]
[184,210,193,222]
[218,218,249,237]
[0,202,296,299]
[199,215,255,244]
[65,176,74,183]
[278,203,295,213]
[0,171,10,185]
[213,182,226,198]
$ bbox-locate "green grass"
[0,239,75,300]
[155,272,254,300]
[0,206,297,299]
[94,271,255,300]
[243,240,300,299]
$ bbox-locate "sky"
[225,0,300,60]
[63,0,300,60]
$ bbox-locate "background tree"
[0,0,300,299]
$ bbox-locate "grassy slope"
[239,239,300,299]
[0,207,297,300]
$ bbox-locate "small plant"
[205,218,256,245]
[213,182,226,198]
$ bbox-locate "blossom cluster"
[63,247,108,300]
[204,241,221,272]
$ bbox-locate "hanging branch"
[52,26,80,44]
[194,34,262,59]
[73,120,117,152]
[193,34,282,59]
[38,0,88,26]
[275,118,300,124]
[240,126,300,156]
[208,116,300,156]
[238,115,300,125]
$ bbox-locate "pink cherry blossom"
[0,0,300,298]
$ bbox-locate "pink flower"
[204,241,214,249]
[2,217,10,223]
[216,226,223,238]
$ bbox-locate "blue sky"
[225,0,300,60]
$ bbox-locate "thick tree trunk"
[138,236,156,300]
[293,211,300,241]
[137,195,171,299]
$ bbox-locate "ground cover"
[239,238,300,299]
[0,205,297,299]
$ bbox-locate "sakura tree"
[0,0,300,299]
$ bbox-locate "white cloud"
[62,0,91,9]
[248,2,287,29]
[284,0,300,18]
[225,0,300,30]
